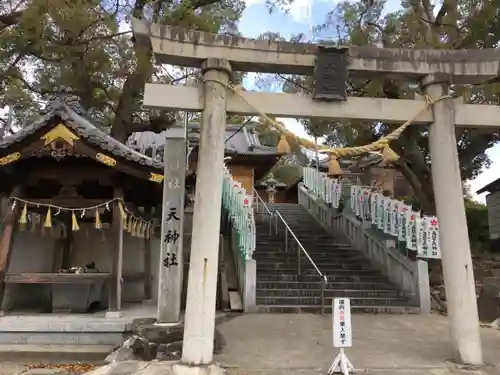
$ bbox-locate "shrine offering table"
[5,273,110,313]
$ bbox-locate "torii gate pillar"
[178,58,231,370]
[424,74,483,365]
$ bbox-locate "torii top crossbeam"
[132,18,500,84]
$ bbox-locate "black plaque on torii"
[312,45,349,102]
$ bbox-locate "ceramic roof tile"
[0,97,162,170]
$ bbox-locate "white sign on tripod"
[328,298,355,375]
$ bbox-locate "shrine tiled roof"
[127,123,282,161]
[0,93,163,170]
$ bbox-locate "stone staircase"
[254,203,418,313]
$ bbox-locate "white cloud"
[243,0,317,24]
[287,0,313,24]
[243,0,265,4]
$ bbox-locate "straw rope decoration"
[205,79,451,173]
[10,197,154,239]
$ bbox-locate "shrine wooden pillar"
[106,187,124,318]
[0,186,22,314]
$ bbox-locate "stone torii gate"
[132,18,500,372]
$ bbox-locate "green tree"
[257,0,500,214]
[0,0,245,142]
[464,199,490,254]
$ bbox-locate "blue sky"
[238,0,500,203]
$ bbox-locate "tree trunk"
[395,158,436,215]
[110,43,153,143]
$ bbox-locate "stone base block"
[86,361,225,375]
[105,311,123,319]
[172,363,225,375]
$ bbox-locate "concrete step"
[256,267,380,274]
[256,289,404,298]
[256,255,359,260]
[254,205,415,315]
[255,248,359,256]
[254,257,369,265]
[254,255,369,263]
[255,304,420,314]
[255,236,342,243]
[256,236,348,243]
[256,296,411,307]
[257,274,387,282]
[256,261,373,270]
[0,344,112,362]
[262,249,359,255]
[255,249,356,256]
[256,280,398,290]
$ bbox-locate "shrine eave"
[476,178,500,195]
[0,102,164,184]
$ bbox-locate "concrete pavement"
[215,313,500,374]
[4,313,500,375]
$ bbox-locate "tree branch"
[190,0,222,8]
[0,10,23,30]
[129,113,176,133]
[0,52,25,84]
[9,74,53,95]
[434,3,448,25]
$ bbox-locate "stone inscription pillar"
[157,134,187,324]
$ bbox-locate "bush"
[464,199,490,254]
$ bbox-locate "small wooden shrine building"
[0,96,284,317]
[0,93,163,316]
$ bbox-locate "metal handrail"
[274,210,328,314]
[252,188,275,235]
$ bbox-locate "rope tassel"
[44,207,52,228]
[131,219,137,237]
[71,212,80,231]
[381,144,400,164]
[276,134,291,153]
[327,156,343,176]
[118,201,127,221]
[95,208,102,229]
[19,203,28,225]
[5,197,153,235]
